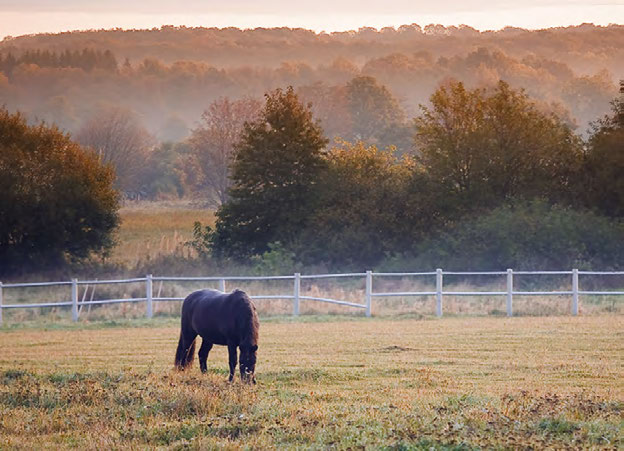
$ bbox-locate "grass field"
[110,201,215,266]
[1,316,622,449]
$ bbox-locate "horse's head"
[239,344,258,384]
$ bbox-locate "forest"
[1,24,623,273]
[0,23,621,143]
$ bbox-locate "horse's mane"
[231,289,259,345]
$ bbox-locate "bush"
[412,200,624,270]
[0,109,119,273]
[250,242,298,275]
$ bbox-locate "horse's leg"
[227,344,238,382]
[198,339,213,374]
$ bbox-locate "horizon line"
[2,21,622,41]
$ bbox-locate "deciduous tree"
[581,90,624,217]
[211,87,328,259]
[295,141,414,267]
[414,80,582,214]
[0,108,119,273]
[187,97,261,206]
[345,75,411,152]
[77,107,154,193]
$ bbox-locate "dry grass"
[0,316,622,448]
[110,201,215,266]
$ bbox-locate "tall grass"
[2,276,621,326]
[110,201,215,266]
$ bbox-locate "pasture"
[0,316,622,449]
[110,201,215,265]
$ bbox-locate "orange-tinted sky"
[0,1,622,38]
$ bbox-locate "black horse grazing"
[175,289,259,383]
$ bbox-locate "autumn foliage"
[209,82,623,269]
[0,109,119,272]
[0,24,620,143]
[1,25,622,271]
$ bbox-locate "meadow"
[109,201,215,266]
[0,316,622,449]
[1,202,622,448]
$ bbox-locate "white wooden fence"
[0,269,622,324]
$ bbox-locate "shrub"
[412,200,624,270]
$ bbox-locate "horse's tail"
[174,330,196,370]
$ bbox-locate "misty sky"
[0,0,622,38]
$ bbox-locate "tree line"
[2,24,621,74]
[0,48,118,74]
[0,24,620,143]
[205,82,624,270]
[1,79,622,274]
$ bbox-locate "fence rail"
[0,269,622,324]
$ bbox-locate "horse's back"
[182,289,248,345]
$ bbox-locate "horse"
[174,288,259,383]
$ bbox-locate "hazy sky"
[0,0,622,38]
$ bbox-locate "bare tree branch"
[77,107,154,192]
[187,97,261,206]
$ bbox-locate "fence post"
[293,273,300,316]
[219,278,226,292]
[506,269,513,317]
[71,279,78,322]
[0,281,3,326]
[146,274,153,319]
[436,268,443,317]
[365,271,372,317]
[572,268,579,316]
